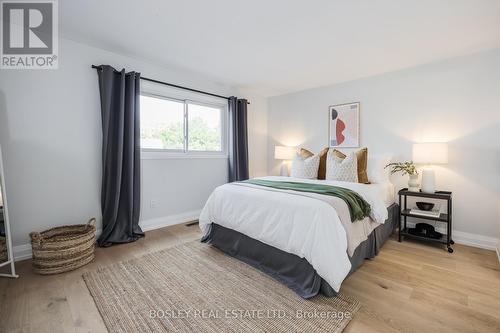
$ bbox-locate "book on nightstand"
[409,209,440,218]
[410,203,441,218]
[410,204,441,218]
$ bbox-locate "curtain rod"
[91,65,249,104]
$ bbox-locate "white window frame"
[140,81,228,160]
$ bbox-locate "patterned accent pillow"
[291,154,320,179]
[300,148,329,180]
[325,150,358,182]
[332,148,369,184]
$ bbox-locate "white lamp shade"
[274,146,296,160]
[412,143,448,164]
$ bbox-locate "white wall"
[268,49,500,242]
[243,92,269,178]
[0,37,268,249]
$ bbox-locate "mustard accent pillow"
[299,148,313,159]
[332,148,369,184]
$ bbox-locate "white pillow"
[325,150,358,182]
[367,154,393,184]
[291,154,320,179]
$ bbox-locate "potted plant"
[385,161,419,191]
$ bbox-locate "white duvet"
[199,176,389,292]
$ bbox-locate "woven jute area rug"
[83,241,360,333]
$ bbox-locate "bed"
[199,176,398,298]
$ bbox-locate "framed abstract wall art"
[329,102,359,148]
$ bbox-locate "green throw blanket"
[240,179,371,222]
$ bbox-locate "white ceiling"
[60,0,500,97]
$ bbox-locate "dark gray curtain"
[228,97,249,182]
[95,65,144,247]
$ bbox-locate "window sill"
[141,151,228,160]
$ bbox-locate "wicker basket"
[30,218,96,275]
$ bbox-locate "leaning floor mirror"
[0,144,18,278]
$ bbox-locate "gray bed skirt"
[202,203,399,299]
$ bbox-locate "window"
[140,89,226,157]
[140,95,185,150]
[187,102,222,152]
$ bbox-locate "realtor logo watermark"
[1,0,58,69]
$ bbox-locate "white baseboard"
[12,243,32,262]
[12,209,201,262]
[452,230,498,250]
[139,209,201,232]
[405,221,499,251]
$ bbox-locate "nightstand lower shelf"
[401,209,448,222]
[400,228,454,245]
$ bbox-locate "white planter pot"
[408,174,420,192]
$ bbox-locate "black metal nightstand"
[398,188,454,253]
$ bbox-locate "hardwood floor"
[1,223,499,333]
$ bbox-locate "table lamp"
[412,143,448,193]
[274,146,296,176]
